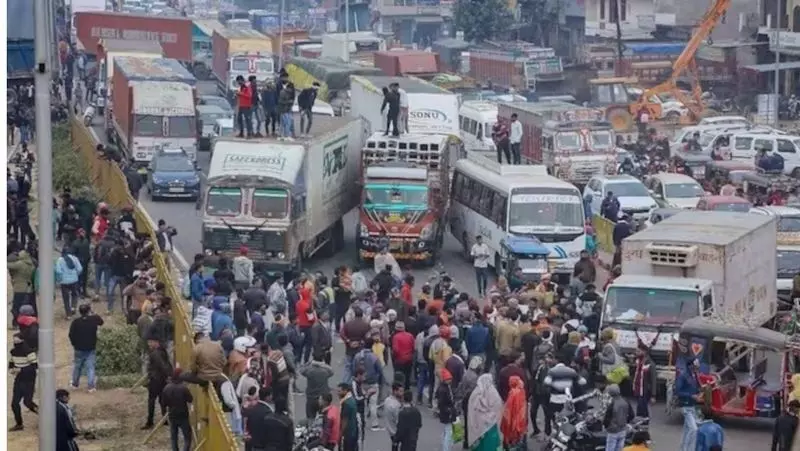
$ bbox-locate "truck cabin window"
[777,250,800,278]
[206,188,242,216]
[507,191,584,235]
[605,287,699,323]
[168,117,196,138]
[778,216,800,232]
[231,58,274,73]
[252,189,289,218]
[364,184,428,208]
[556,132,581,150]
[590,131,612,148]
[134,115,162,137]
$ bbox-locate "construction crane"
[631,0,732,122]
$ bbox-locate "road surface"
[87,80,776,451]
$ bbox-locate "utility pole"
[614,0,624,73]
[278,0,285,69]
[344,0,350,63]
[774,0,782,126]
[34,0,56,447]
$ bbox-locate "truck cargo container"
[373,50,440,77]
[602,211,778,380]
[111,57,198,164]
[74,12,193,61]
[97,40,163,117]
[350,75,460,137]
[202,115,365,274]
[356,132,455,266]
[265,29,309,61]
[211,28,275,102]
[469,45,564,90]
[8,0,35,85]
[497,101,617,185]
[192,19,225,78]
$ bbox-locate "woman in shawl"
[467,373,503,451]
[500,375,528,450]
[456,356,483,449]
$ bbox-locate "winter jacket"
[297,88,317,110]
[55,254,83,285]
[192,305,213,336]
[211,309,234,341]
[190,272,205,303]
[674,367,701,407]
[391,331,415,365]
[277,85,295,114]
[8,251,35,293]
[352,348,383,385]
[232,255,254,284]
[262,87,278,112]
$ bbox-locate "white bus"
[459,101,497,152]
[449,150,586,283]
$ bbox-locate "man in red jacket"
[391,321,415,390]
[235,75,254,138]
[295,288,316,364]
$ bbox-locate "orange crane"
[630,0,732,121]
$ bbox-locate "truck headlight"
[359,223,369,235]
[277,252,285,259]
[420,224,434,240]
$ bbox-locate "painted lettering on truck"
[75,12,193,61]
[91,27,178,43]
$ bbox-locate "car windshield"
[605,286,699,323]
[252,188,289,219]
[556,132,581,149]
[364,184,428,209]
[606,182,649,197]
[200,97,230,111]
[201,112,227,125]
[155,155,193,172]
[206,188,241,216]
[777,250,800,278]
[508,193,584,232]
[778,216,800,232]
[712,202,751,212]
[698,132,716,147]
[591,131,612,148]
[665,182,704,198]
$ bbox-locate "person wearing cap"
[429,326,453,401]
[17,304,39,351]
[232,246,254,292]
[162,369,194,451]
[9,332,38,432]
[435,368,457,450]
[632,342,657,418]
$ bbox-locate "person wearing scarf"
[467,373,503,451]
[456,356,483,449]
[501,375,528,450]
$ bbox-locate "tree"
[453,0,514,43]
[517,0,559,46]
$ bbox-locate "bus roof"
[454,150,579,193]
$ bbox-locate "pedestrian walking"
[9,333,39,431]
[676,358,703,451]
[56,389,80,451]
[384,382,404,451]
[467,373,502,451]
[470,235,491,297]
[142,337,172,429]
[395,390,422,451]
[436,368,457,451]
[339,382,361,451]
[56,247,83,318]
[68,303,104,391]
[500,375,528,450]
[298,356,334,420]
[162,369,194,451]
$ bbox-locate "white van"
[698,115,751,127]
[459,101,497,152]
[730,132,800,175]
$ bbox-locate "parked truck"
[201,115,364,275]
[211,28,275,102]
[468,45,564,91]
[349,75,460,137]
[110,57,198,165]
[97,39,163,116]
[497,101,618,185]
[356,132,455,266]
[74,12,194,61]
[373,50,440,77]
[8,0,35,89]
[601,211,778,382]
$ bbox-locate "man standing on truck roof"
[298,82,320,138]
[262,80,279,138]
[491,116,511,164]
[382,83,401,137]
[235,75,254,139]
[509,113,522,165]
[249,76,263,138]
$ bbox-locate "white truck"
[349,75,460,137]
[201,115,365,276]
[602,211,778,381]
[211,28,274,103]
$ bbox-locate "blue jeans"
[94,264,109,296]
[343,354,355,384]
[20,125,30,144]
[60,283,79,316]
[474,267,489,295]
[280,112,293,137]
[605,430,626,451]
[106,275,125,311]
[416,363,429,401]
[441,423,452,451]
[72,349,97,389]
[680,406,698,451]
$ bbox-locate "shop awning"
[742,61,800,72]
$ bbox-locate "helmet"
[233,336,256,354]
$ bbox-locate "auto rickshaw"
[672,150,711,181]
[705,160,756,184]
[666,317,800,420]
[500,235,550,283]
[741,170,798,201]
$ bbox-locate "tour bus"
[449,150,586,284]
[459,101,497,152]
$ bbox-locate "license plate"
[169,187,184,193]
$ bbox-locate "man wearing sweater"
[68,303,104,391]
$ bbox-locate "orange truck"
[211,28,275,102]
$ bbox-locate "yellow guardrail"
[591,214,615,255]
[70,118,237,451]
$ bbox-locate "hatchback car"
[584,175,659,220]
[147,148,200,201]
[644,173,705,209]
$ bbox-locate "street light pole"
[278,0,285,70]
[774,0,782,126]
[344,0,350,63]
[34,0,56,447]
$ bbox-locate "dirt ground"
[5,303,172,451]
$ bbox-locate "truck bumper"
[358,236,436,261]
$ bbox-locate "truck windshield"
[168,117,196,138]
[134,115,162,137]
[206,187,242,217]
[605,286,699,323]
[364,184,428,209]
[556,132,581,149]
[777,250,800,278]
[507,190,584,233]
[252,189,289,219]
[590,131,612,148]
[231,57,274,74]
[778,216,800,232]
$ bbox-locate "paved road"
[87,81,775,451]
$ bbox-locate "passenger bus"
[459,101,497,152]
[449,150,586,283]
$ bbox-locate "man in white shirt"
[399,87,409,133]
[470,235,492,296]
[509,113,523,165]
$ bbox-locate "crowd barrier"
[591,214,615,255]
[70,118,238,450]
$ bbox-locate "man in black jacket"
[143,337,173,429]
[244,387,275,451]
[772,400,799,451]
[9,333,38,431]
[162,369,193,451]
[395,390,422,451]
[297,82,319,137]
[260,397,294,451]
[381,83,401,137]
[68,304,104,390]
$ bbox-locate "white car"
[644,173,704,209]
[628,87,688,122]
[584,174,659,220]
[698,115,751,128]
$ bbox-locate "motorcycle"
[293,424,325,451]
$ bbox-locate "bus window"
[490,192,507,228]
[478,186,494,215]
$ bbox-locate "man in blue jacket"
[675,357,703,451]
[695,407,724,451]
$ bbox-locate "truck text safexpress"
[602,211,778,380]
[211,28,275,102]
